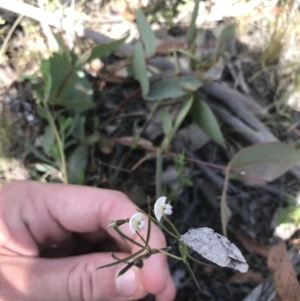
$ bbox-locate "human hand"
[0,180,176,301]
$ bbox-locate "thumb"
[0,253,148,301]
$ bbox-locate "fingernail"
[116,268,139,297]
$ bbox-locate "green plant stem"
[163,216,180,236]
[154,248,183,260]
[114,227,145,249]
[44,105,68,183]
[138,209,178,239]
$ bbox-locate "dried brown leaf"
[236,231,269,258]
[267,237,300,301]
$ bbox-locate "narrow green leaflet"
[36,106,49,120]
[96,248,145,270]
[162,95,194,149]
[133,42,149,96]
[187,0,200,47]
[191,99,226,148]
[67,146,88,184]
[43,126,55,157]
[228,142,300,184]
[54,100,95,112]
[75,36,128,68]
[27,142,56,166]
[160,108,172,135]
[135,9,156,56]
[34,163,58,174]
[172,95,194,134]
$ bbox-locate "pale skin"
[0,181,176,301]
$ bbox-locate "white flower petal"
[129,212,144,233]
[164,204,173,215]
[139,219,146,230]
[154,196,167,221]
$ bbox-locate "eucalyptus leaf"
[135,9,156,56]
[133,43,149,96]
[191,99,226,148]
[146,74,201,101]
[179,75,202,91]
[67,146,88,184]
[229,142,300,184]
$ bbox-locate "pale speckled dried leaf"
[179,228,249,272]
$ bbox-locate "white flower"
[154,196,173,222]
[129,213,145,233]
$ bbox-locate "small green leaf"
[187,0,200,47]
[72,116,86,142]
[160,108,172,135]
[52,33,68,55]
[162,95,193,150]
[133,43,149,96]
[65,112,80,139]
[76,36,128,68]
[36,106,49,120]
[191,99,226,148]
[135,9,156,56]
[178,241,188,262]
[213,23,235,58]
[48,52,73,101]
[34,163,58,174]
[27,142,56,166]
[229,142,300,184]
[43,126,55,156]
[67,146,88,184]
[173,95,193,133]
